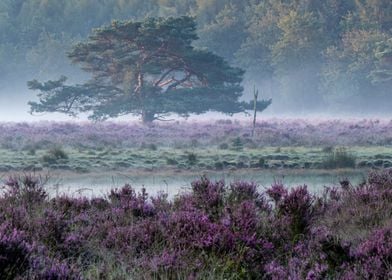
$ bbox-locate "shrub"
[321,147,356,169]
[266,183,287,204]
[29,256,82,280]
[190,139,199,147]
[0,171,391,278]
[322,146,334,153]
[190,177,225,219]
[187,152,197,166]
[228,182,267,210]
[343,226,392,279]
[219,143,229,150]
[49,147,68,159]
[258,157,266,168]
[368,168,392,189]
[231,137,243,151]
[166,158,178,165]
[4,174,48,204]
[214,161,224,170]
[141,142,158,150]
[109,185,155,218]
[0,225,31,279]
[277,186,315,240]
[319,171,392,245]
[42,147,68,164]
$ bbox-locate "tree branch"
[154,68,176,87]
[165,73,192,93]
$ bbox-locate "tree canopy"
[1,0,391,113]
[28,16,271,122]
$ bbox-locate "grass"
[320,147,357,169]
[0,120,391,278]
[0,146,391,173]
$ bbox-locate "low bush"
[165,157,178,165]
[0,170,391,278]
[41,147,68,164]
[218,143,229,149]
[187,152,197,165]
[231,137,243,151]
[140,142,158,151]
[321,147,356,169]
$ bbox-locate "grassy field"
[1,145,391,173]
[1,120,392,279]
[1,120,391,196]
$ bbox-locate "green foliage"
[231,137,243,151]
[166,157,178,165]
[0,0,391,112]
[272,11,324,68]
[197,4,246,63]
[141,142,158,151]
[322,146,334,153]
[321,147,356,169]
[27,16,271,122]
[369,38,392,84]
[42,147,68,164]
[258,157,266,168]
[219,143,229,150]
[187,152,197,165]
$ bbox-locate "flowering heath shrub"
[0,169,391,278]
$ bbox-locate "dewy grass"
[0,169,392,279]
[0,119,391,172]
[321,147,357,169]
[1,145,392,173]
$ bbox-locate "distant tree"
[157,0,195,16]
[28,16,271,123]
[271,10,325,110]
[354,0,392,31]
[4,0,389,114]
[235,1,281,80]
[323,29,388,89]
[272,11,324,73]
[321,29,390,110]
[194,0,227,24]
[369,38,392,84]
[197,4,247,63]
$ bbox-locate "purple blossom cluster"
[0,169,391,278]
[0,118,391,149]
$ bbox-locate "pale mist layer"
[0,78,391,122]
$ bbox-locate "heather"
[1,119,391,149]
[1,170,392,279]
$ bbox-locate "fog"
[36,169,365,199]
[1,94,390,123]
[0,73,390,123]
[1,2,391,276]
[1,1,391,122]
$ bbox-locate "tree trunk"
[142,110,155,124]
[252,86,259,138]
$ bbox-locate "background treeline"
[1,0,391,114]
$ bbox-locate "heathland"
[0,118,392,278]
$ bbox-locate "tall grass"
[321,147,356,169]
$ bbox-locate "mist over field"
[1,0,391,120]
[1,1,392,279]
[0,81,389,122]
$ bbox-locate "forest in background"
[0,0,391,114]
